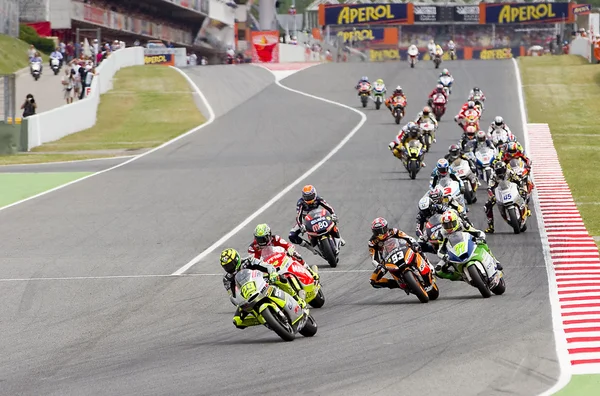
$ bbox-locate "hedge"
[19,24,55,54]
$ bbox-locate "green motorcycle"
[232,269,318,341]
[437,232,506,298]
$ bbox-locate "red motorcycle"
[259,246,325,308]
[431,93,447,120]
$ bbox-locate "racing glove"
[331,213,338,222]
[268,271,279,283]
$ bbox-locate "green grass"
[0,153,124,165]
[520,55,600,247]
[0,34,48,74]
[554,374,600,395]
[0,172,92,207]
[32,66,205,152]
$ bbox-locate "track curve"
[0,61,559,395]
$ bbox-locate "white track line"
[0,269,374,282]
[0,66,215,213]
[172,67,367,275]
[513,58,572,395]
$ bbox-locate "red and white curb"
[257,62,320,81]
[528,123,600,375]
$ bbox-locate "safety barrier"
[25,47,144,150]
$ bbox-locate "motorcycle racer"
[220,248,306,329]
[249,223,319,280]
[356,76,372,96]
[430,158,463,191]
[445,144,476,174]
[455,101,481,128]
[428,84,448,106]
[385,86,407,113]
[368,217,427,289]
[497,142,534,195]
[389,123,427,167]
[438,68,454,83]
[472,130,496,151]
[459,126,478,152]
[415,106,438,129]
[427,39,436,57]
[447,40,455,51]
[468,86,486,103]
[416,187,472,252]
[408,44,419,58]
[483,161,529,234]
[435,44,444,56]
[289,185,345,253]
[435,210,502,280]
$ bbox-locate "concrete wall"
[26,47,145,150]
[279,43,306,63]
[570,37,592,63]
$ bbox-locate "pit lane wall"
[25,47,144,150]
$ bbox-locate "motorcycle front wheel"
[309,288,325,308]
[467,264,492,298]
[262,306,295,341]
[403,270,429,303]
[299,314,318,337]
[319,238,338,268]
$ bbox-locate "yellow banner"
[370,49,400,62]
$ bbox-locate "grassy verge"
[520,55,600,247]
[31,65,205,152]
[553,374,600,395]
[0,153,124,165]
[0,34,48,74]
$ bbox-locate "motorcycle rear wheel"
[508,207,521,234]
[262,306,295,341]
[403,271,429,303]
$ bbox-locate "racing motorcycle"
[231,269,318,341]
[357,82,371,108]
[408,47,418,68]
[494,177,530,234]
[301,208,342,267]
[260,245,325,308]
[433,54,442,69]
[461,110,481,132]
[423,213,444,252]
[474,145,496,185]
[430,93,447,121]
[489,127,511,147]
[437,232,505,298]
[449,48,456,60]
[472,93,485,113]
[439,75,453,96]
[391,96,407,124]
[419,121,436,152]
[375,238,439,303]
[437,176,466,209]
[450,157,477,204]
[402,140,425,180]
[372,82,386,110]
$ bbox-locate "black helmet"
[448,144,460,159]
[408,126,419,138]
[494,161,507,178]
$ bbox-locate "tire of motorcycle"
[319,238,338,268]
[299,314,318,337]
[408,159,419,180]
[309,288,325,308]
[491,277,506,295]
[467,264,492,298]
[508,207,521,234]
[403,270,429,303]
[362,99,367,108]
[395,113,401,124]
[375,101,381,110]
[427,281,440,300]
[410,62,415,69]
[484,168,493,184]
[262,306,296,341]
[465,185,475,204]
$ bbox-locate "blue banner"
[484,2,571,24]
[322,4,409,26]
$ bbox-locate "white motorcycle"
[50,57,61,75]
[488,127,510,147]
[437,175,466,209]
[408,47,418,68]
[372,82,386,110]
[494,179,530,234]
[474,145,496,185]
[439,75,453,96]
[30,61,41,81]
[450,158,477,204]
[419,121,436,152]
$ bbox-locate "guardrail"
[26,47,144,150]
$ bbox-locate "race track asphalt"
[0,61,559,395]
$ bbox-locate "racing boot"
[434,260,461,281]
[485,222,494,234]
[305,264,320,281]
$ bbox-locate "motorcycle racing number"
[240,281,257,299]
[443,187,452,195]
[388,251,404,263]
[503,193,512,201]
[312,221,329,232]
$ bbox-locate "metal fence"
[0,75,17,123]
[0,0,19,37]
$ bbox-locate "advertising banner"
[572,4,591,16]
[144,54,175,65]
[481,2,573,24]
[335,27,397,45]
[319,3,412,26]
[369,48,401,62]
[452,5,480,23]
[471,47,522,60]
[413,5,439,23]
[251,31,279,63]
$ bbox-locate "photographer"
[21,94,37,118]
